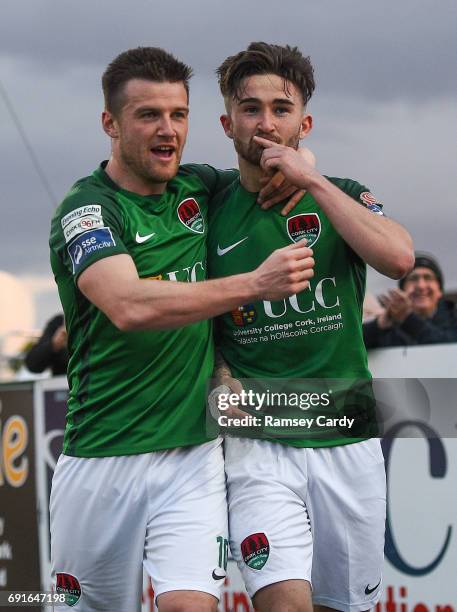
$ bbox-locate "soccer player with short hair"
[208,42,414,612]
[49,46,315,612]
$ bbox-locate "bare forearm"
[307,174,413,278]
[118,273,258,331]
[79,245,314,332]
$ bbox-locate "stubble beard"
[234,130,301,166]
[119,141,180,187]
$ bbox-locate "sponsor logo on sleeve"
[241,532,270,570]
[61,204,102,229]
[359,192,384,215]
[67,227,116,274]
[287,213,321,247]
[64,215,104,243]
[177,198,204,234]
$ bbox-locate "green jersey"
[50,162,236,457]
[208,177,383,447]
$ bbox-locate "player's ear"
[299,113,313,139]
[102,110,119,139]
[220,114,233,139]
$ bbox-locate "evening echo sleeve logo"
[177,198,205,234]
[287,213,321,247]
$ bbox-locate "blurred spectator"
[363,252,457,348]
[24,313,68,375]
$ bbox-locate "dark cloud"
[1,0,455,101]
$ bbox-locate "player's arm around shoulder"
[78,241,315,332]
[254,135,414,280]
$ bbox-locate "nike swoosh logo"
[212,570,226,581]
[217,237,248,256]
[135,232,155,244]
[365,578,381,595]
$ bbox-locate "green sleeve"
[326,177,384,275]
[181,163,239,196]
[49,188,128,282]
[327,177,385,214]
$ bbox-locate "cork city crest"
[287,213,321,247]
[177,198,204,234]
[241,532,270,570]
[56,573,82,607]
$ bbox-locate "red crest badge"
[177,198,204,234]
[241,533,270,570]
[287,213,321,247]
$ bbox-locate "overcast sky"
[1,0,456,328]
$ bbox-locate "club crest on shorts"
[287,213,321,247]
[231,304,257,327]
[56,573,81,606]
[177,198,204,234]
[241,532,270,570]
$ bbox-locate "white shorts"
[50,439,228,611]
[225,437,386,612]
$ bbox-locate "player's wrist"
[238,271,263,302]
[304,171,329,197]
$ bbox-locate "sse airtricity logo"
[287,213,321,247]
[68,227,116,274]
[72,244,83,266]
[177,198,204,234]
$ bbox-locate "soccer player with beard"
[49,47,315,611]
[208,42,414,612]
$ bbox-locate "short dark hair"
[217,42,315,106]
[102,47,193,115]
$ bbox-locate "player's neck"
[105,156,166,196]
[238,157,263,193]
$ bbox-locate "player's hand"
[253,242,314,300]
[254,136,319,191]
[222,375,247,419]
[257,147,316,215]
[257,172,305,214]
[211,354,248,419]
[208,382,250,421]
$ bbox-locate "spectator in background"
[362,291,385,323]
[25,313,68,375]
[363,252,457,348]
